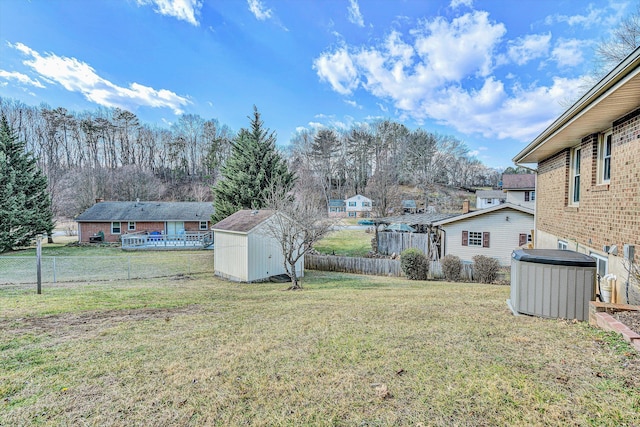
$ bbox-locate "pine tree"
[212,106,295,222]
[0,115,54,253]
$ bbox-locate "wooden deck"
[121,231,214,250]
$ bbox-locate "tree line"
[0,97,499,218]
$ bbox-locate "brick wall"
[537,108,640,268]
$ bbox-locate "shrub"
[472,255,500,284]
[441,254,463,282]
[400,248,429,280]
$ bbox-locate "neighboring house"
[513,46,640,304]
[475,190,506,209]
[328,199,346,217]
[402,200,417,214]
[433,203,534,266]
[75,200,214,243]
[345,194,372,218]
[212,209,304,282]
[501,174,536,209]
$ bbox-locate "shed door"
[166,221,185,236]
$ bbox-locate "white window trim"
[558,240,568,250]
[111,222,121,235]
[569,147,581,206]
[128,221,136,231]
[598,130,612,184]
[199,221,208,230]
[468,231,483,247]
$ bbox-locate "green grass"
[1,271,639,426]
[314,228,373,257]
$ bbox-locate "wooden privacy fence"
[377,232,428,255]
[305,254,403,277]
[305,255,509,282]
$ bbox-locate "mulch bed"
[615,310,640,336]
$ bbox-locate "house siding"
[477,198,503,209]
[441,208,534,266]
[506,191,536,209]
[535,110,640,303]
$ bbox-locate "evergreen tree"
[212,106,295,222]
[0,115,54,253]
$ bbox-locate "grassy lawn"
[1,272,639,426]
[314,228,373,257]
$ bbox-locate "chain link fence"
[0,252,214,285]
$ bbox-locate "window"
[362,202,371,207]
[111,222,121,234]
[558,240,568,250]
[486,198,493,204]
[468,232,483,246]
[462,231,490,248]
[348,202,356,207]
[348,212,356,217]
[570,147,581,204]
[598,131,612,183]
[518,233,532,246]
[525,191,535,202]
[199,221,208,230]
[128,222,136,231]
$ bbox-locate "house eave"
[433,203,534,226]
[513,46,640,165]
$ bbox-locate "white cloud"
[313,47,360,95]
[507,33,551,65]
[551,39,587,68]
[347,0,364,27]
[313,9,587,141]
[12,43,190,114]
[248,0,272,21]
[344,99,362,109]
[0,70,45,88]
[376,102,388,112]
[450,0,473,8]
[137,0,201,26]
[544,4,602,28]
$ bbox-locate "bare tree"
[594,4,640,77]
[263,186,334,290]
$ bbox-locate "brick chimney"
[462,200,470,214]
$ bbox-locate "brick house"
[75,200,215,243]
[513,46,640,304]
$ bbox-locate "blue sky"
[0,0,634,168]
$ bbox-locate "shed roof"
[501,174,535,190]
[476,190,506,200]
[75,201,214,222]
[401,200,417,208]
[212,209,275,233]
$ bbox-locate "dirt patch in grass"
[3,305,201,344]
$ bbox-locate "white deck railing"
[121,231,214,249]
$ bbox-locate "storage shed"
[212,210,304,283]
[508,249,596,321]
